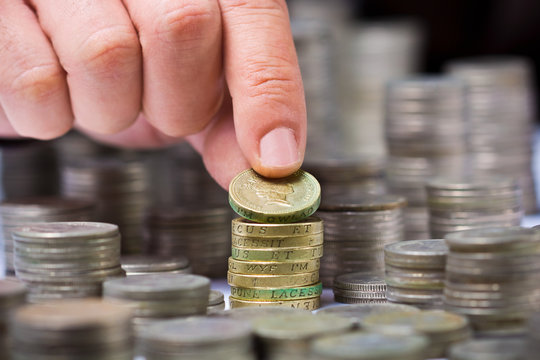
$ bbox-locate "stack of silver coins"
[446,57,537,213]
[363,309,471,358]
[139,317,255,360]
[427,177,523,238]
[444,227,540,335]
[0,197,95,274]
[103,274,210,334]
[13,222,124,302]
[0,278,26,359]
[310,332,429,360]
[385,77,468,239]
[144,206,231,277]
[12,299,133,360]
[332,273,387,304]
[384,239,448,309]
[527,312,540,359]
[121,255,191,276]
[61,155,150,254]
[207,290,225,314]
[316,194,406,286]
[253,313,354,360]
[450,338,526,360]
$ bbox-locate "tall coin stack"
[316,194,406,286]
[0,197,95,275]
[13,222,124,302]
[0,278,26,359]
[384,239,448,309]
[61,155,150,254]
[144,206,231,277]
[228,169,322,310]
[427,177,523,238]
[444,227,540,335]
[446,57,538,213]
[385,77,468,239]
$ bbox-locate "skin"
[0,0,307,189]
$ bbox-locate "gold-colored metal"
[228,258,320,275]
[229,296,321,310]
[227,271,319,289]
[231,217,323,237]
[231,233,323,248]
[230,283,322,301]
[231,245,323,262]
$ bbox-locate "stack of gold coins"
[228,169,323,310]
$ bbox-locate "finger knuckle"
[221,0,286,14]
[242,59,300,102]
[7,63,65,104]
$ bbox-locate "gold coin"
[231,245,323,262]
[229,296,320,310]
[230,283,322,301]
[231,233,323,248]
[228,169,321,223]
[227,271,319,288]
[228,258,320,275]
[231,217,323,237]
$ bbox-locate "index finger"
[218,0,306,178]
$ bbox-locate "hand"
[0,0,306,188]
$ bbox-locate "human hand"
[0,0,306,188]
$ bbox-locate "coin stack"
[61,155,150,254]
[446,57,537,213]
[144,206,231,277]
[0,197,96,275]
[363,309,471,358]
[13,222,125,302]
[0,278,26,359]
[207,290,225,314]
[228,169,323,310]
[427,177,523,238]
[444,227,540,335]
[253,313,354,360]
[332,273,387,304]
[121,255,190,276]
[384,239,448,309]
[385,76,469,240]
[139,317,255,360]
[316,194,406,286]
[449,338,526,360]
[310,332,429,360]
[527,312,540,359]
[12,299,133,360]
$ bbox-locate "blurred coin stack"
[0,278,26,359]
[13,222,124,302]
[527,312,540,359]
[12,299,133,360]
[385,77,468,239]
[384,239,448,309]
[444,227,540,335]
[144,206,231,277]
[61,155,150,254]
[0,197,95,275]
[450,338,526,360]
[253,313,354,360]
[316,194,406,286]
[427,177,523,238]
[332,273,387,304]
[207,290,225,314]
[103,274,210,335]
[363,309,471,358]
[139,317,255,360]
[446,57,537,213]
[121,255,191,276]
[228,217,323,310]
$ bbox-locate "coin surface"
[231,217,323,236]
[228,258,321,275]
[316,303,420,327]
[227,272,319,288]
[228,169,321,223]
[229,297,321,310]
[231,245,323,262]
[449,338,525,360]
[231,233,324,248]
[230,283,322,301]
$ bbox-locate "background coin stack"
[527,311,540,359]
[332,273,387,304]
[316,194,406,286]
[207,290,225,314]
[449,338,526,360]
[144,206,231,277]
[362,309,471,358]
[444,227,540,335]
[0,278,26,359]
[103,274,210,335]
[0,197,96,275]
[139,317,255,360]
[427,177,523,238]
[228,217,324,310]
[446,57,537,214]
[384,239,448,309]
[61,155,150,254]
[12,222,124,302]
[384,76,468,240]
[121,254,191,276]
[12,299,133,360]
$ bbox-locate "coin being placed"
[228,169,321,223]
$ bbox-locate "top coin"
[228,169,321,223]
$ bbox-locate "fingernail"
[260,127,300,168]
